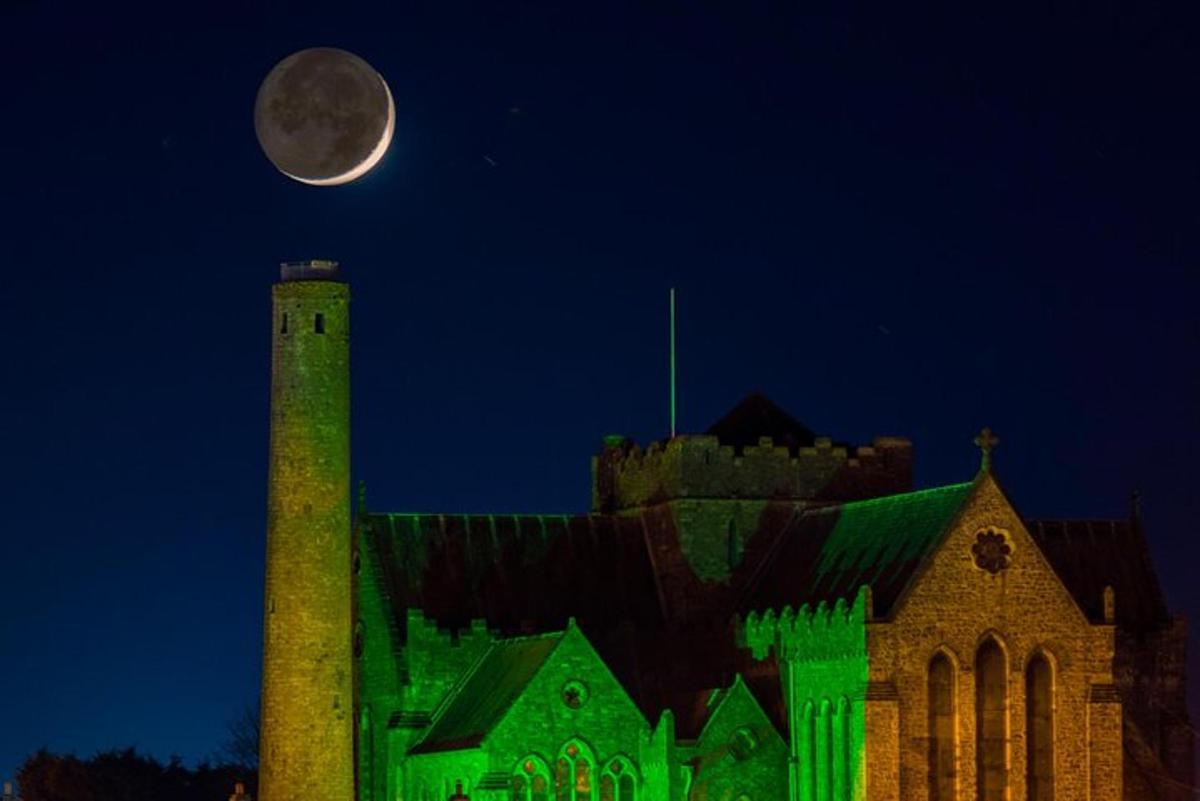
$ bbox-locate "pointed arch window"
[1026,653,1054,801]
[799,700,816,801]
[555,741,595,801]
[513,756,551,801]
[833,697,850,801]
[975,639,1008,801]
[358,705,373,801]
[928,653,956,801]
[727,518,741,570]
[599,756,638,801]
[816,698,832,801]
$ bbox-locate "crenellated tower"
[259,260,354,801]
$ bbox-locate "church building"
[257,262,1193,801]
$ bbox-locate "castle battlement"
[591,433,912,512]
[740,587,870,662]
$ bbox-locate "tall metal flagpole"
[670,287,677,439]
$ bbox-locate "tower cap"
[280,260,341,282]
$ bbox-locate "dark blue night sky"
[2,0,1198,781]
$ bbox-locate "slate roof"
[705,392,818,454]
[739,482,976,618]
[362,513,667,637]
[360,394,1176,742]
[358,509,756,724]
[359,481,979,733]
[1027,518,1170,630]
[410,632,563,754]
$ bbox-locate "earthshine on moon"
[254,48,395,186]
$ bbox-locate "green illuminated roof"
[410,631,564,754]
[742,481,976,617]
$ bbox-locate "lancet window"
[975,639,1008,801]
[599,756,637,801]
[554,741,595,801]
[1026,653,1054,801]
[512,755,551,801]
[833,697,850,801]
[928,653,956,801]
[799,701,816,801]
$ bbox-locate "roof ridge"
[489,629,566,646]
[367,511,580,520]
[804,481,975,516]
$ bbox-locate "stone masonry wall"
[687,677,789,801]
[869,474,1120,801]
[260,279,355,801]
[484,625,655,788]
[592,435,912,512]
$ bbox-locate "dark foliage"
[15,748,256,801]
[218,704,260,772]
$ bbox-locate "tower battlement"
[741,587,870,662]
[591,432,912,512]
[280,258,341,282]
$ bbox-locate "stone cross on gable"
[974,427,999,472]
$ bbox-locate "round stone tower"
[259,260,354,801]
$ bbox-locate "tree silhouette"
[14,748,255,801]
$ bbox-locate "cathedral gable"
[872,472,1120,801]
[886,473,1093,632]
[687,675,790,801]
[484,623,652,774]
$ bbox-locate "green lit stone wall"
[355,511,497,801]
[873,475,1122,801]
[483,625,657,795]
[260,279,354,801]
[644,713,685,801]
[665,500,771,582]
[686,677,789,801]
[390,612,494,798]
[405,749,489,801]
[354,519,401,801]
[743,590,870,801]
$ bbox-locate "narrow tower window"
[812,698,835,801]
[800,701,816,801]
[315,312,325,333]
[834,697,850,801]
[976,639,1008,801]
[928,653,956,801]
[1026,653,1054,801]
[280,312,288,334]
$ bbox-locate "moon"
[254,48,395,186]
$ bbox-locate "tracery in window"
[600,756,637,801]
[555,741,595,801]
[512,755,551,801]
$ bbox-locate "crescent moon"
[281,73,395,187]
